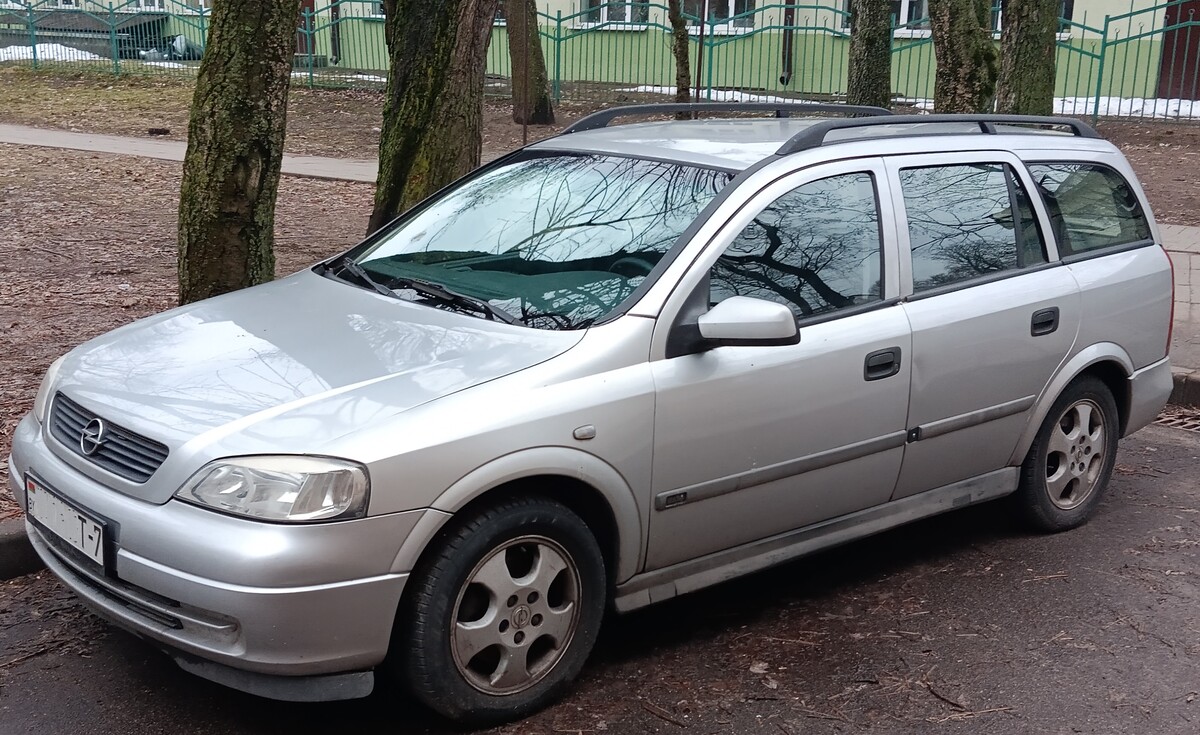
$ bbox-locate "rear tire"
[394,496,606,726]
[1016,377,1119,532]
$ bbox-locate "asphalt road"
[1,424,1198,735]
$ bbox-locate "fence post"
[26,2,38,70]
[305,9,315,88]
[1092,14,1111,123]
[704,25,714,100]
[109,3,119,74]
[198,5,207,54]
[553,10,562,102]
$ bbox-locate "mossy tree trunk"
[508,0,554,124]
[995,0,1059,115]
[928,0,998,113]
[368,0,501,233]
[847,0,893,109]
[176,0,303,305]
[668,0,692,104]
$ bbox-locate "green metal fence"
[2,0,1199,122]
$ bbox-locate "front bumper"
[8,414,430,699]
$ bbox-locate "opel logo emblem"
[80,418,107,456]
[511,605,531,629]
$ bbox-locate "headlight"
[33,355,67,423]
[175,456,369,523]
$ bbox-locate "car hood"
[54,269,585,452]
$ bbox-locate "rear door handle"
[1031,307,1060,336]
[864,347,902,381]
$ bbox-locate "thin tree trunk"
[847,0,893,109]
[176,0,302,305]
[508,0,554,124]
[368,0,500,233]
[995,0,1058,115]
[668,0,691,105]
[928,0,998,113]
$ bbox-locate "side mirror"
[695,297,800,347]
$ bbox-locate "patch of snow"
[1057,96,1200,119]
[632,88,1200,120]
[141,61,188,69]
[0,43,104,62]
[618,85,806,104]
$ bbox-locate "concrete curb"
[0,518,42,580]
[1170,367,1200,408]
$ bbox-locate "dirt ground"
[2,68,1198,224]
[2,70,1200,521]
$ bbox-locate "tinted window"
[1027,163,1152,256]
[901,163,1046,292]
[356,154,731,329]
[711,173,883,318]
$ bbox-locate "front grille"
[49,393,169,483]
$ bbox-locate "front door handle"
[1031,307,1060,336]
[864,347,902,381]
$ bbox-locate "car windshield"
[353,153,732,329]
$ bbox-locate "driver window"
[711,172,884,318]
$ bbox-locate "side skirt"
[613,467,1018,612]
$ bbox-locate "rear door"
[646,158,913,570]
[886,152,1081,499]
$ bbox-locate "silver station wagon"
[8,104,1175,724]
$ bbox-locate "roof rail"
[563,102,893,134]
[776,114,1102,155]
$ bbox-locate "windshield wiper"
[329,255,518,325]
[389,275,520,325]
[331,255,401,300]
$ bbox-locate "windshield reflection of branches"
[902,165,1020,291]
[361,155,730,329]
[385,155,729,262]
[712,173,882,317]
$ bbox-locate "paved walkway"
[2,122,1199,374]
[0,124,377,183]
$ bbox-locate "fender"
[1008,342,1134,466]
[389,446,645,584]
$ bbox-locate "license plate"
[26,476,106,567]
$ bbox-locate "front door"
[646,159,913,571]
[885,152,1081,499]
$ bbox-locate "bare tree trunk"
[928,0,998,113]
[176,0,302,305]
[847,0,893,109]
[995,0,1058,115]
[368,0,501,233]
[668,0,691,104]
[508,0,554,124]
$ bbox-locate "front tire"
[395,496,606,726]
[1016,377,1120,532]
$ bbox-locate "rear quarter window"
[1026,163,1152,257]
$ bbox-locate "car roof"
[529,117,1120,171]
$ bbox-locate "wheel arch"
[389,447,644,586]
[1009,342,1134,465]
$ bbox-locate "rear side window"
[1027,163,1152,256]
[900,163,1047,293]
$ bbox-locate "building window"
[370,1,383,16]
[890,0,927,26]
[584,0,650,24]
[683,0,756,29]
[841,0,926,30]
[992,0,1075,33]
